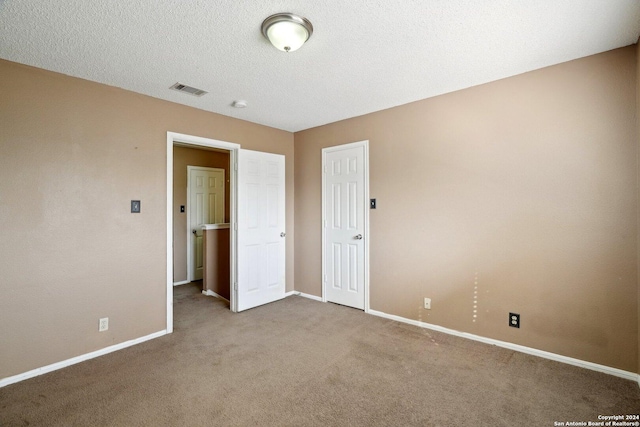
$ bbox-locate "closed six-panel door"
[324,144,365,309]
[189,167,225,281]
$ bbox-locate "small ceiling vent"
[169,82,208,97]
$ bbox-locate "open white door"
[237,149,285,311]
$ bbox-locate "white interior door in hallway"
[323,141,369,310]
[237,150,286,312]
[188,166,225,281]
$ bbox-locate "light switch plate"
[131,200,141,213]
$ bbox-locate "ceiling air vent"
[169,82,208,97]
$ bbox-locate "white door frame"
[167,132,240,334]
[321,140,370,313]
[186,166,225,283]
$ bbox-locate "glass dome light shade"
[262,13,313,52]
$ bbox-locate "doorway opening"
[166,132,240,333]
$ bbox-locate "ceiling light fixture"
[261,13,313,52]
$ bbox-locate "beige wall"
[173,146,229,283]
[0,59,294,379]
[294,46,638,372]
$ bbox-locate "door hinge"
[323,274,327,283]
[323,165,327,173]
[234,282,238,291]
[234,223,238,230]
[234,162,238,171]
[323,220,327,228]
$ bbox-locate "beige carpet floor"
[1,283,639,426]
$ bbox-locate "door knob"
[355,234,363,240]
[192,229,197,235]
[280,232,286,237]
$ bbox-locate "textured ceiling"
[1,0,639,132]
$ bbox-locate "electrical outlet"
[509,313,520,328]
[99,317,109,332]
[424,297,431,310]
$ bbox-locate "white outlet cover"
[99,317,109,331]
[424,298,431,310]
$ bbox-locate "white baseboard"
[292,291,323,302]
[202,289,230,303]
[285,290,296,297]
[0,330,167,389]
[173,280,190,286]
[368,309,638,383]
[4,307,636,390]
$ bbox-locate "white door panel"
[189,167,225,281]
[237,150,285,311]
[324,143,367,310]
